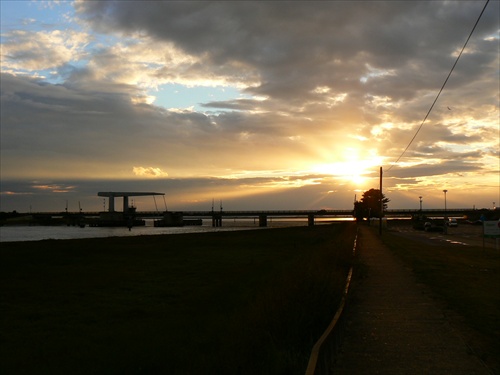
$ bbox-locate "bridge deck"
[30,208,474,219]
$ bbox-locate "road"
[386,222,499,250]
[334,226,493,375]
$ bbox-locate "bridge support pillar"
[108,196,115,212]
[259,214,268,227]
[212,214,222,227]
[123,196,129,213]
[308,214,315,226]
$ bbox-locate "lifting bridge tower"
[98,192,165,213]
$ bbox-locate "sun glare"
[312,149,383,186]
[313,162,368,184]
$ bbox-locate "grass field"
[0,223,356,375]
[380,228,500,372]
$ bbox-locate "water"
[0,217,354,243]
[0,221,259,243]
[0,217,342,242]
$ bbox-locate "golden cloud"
[133,166,169,178]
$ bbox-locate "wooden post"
[308,214,315,226]
[259,214,268,227]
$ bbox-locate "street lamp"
[419,196,423,211]
[443,190,448,234]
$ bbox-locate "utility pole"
[379,166,383,235]
[443,189,448,234]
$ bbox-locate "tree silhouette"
[354,188,390,219]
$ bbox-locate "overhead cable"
[386,0,490,173]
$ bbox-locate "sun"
[313,161,368,185]
[311,149,383,186]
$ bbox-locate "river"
[0,218,349,242]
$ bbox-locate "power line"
[386,0,490,173]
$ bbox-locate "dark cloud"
[202,99,261,111]
[387,160,485,179]
[76,2,498,103]
[0,73,322,178]
[0,73,191,175]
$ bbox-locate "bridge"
[27,208,480,228]
[91,192,483,226]
[140,208,475,227]
[22,191,487,227]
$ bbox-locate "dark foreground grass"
[380,229,500,372]
[0,223,356,375]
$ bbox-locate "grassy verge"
[380,229,500,371]
[0,223,356,375]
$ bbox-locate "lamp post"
[419,196,423,211]
[443,190,448,234]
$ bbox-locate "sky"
[1,0,499,213]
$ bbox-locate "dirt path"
[333,226,493,375]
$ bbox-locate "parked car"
[424,221,444,232]
[447,218,458,227]
[412,215,428,230]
